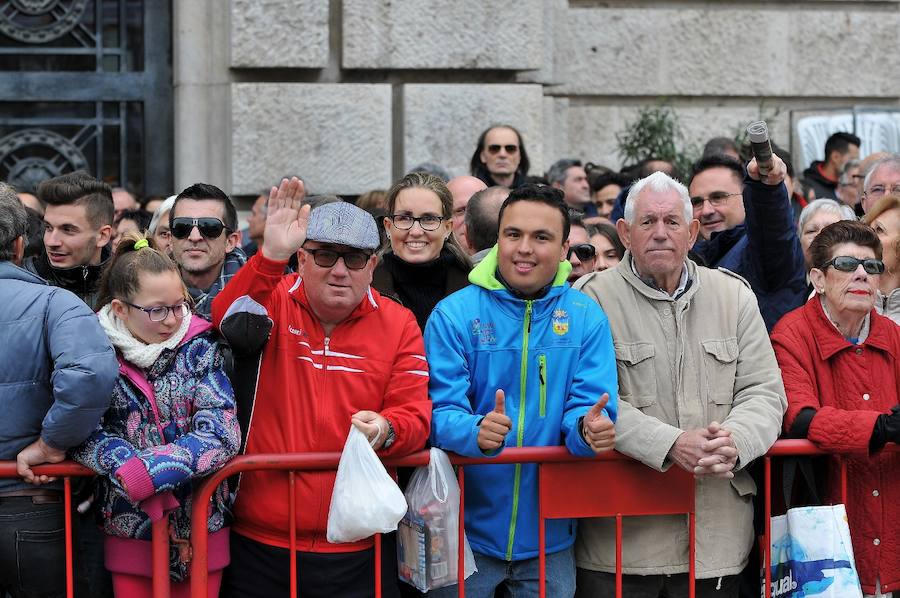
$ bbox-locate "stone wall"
[175,0,900,197]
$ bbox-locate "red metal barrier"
[5,440,896,598]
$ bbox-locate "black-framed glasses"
[690,191,742,209]
[303,248,371,270]
[123,301,191,322]
[822,256,885,275]
[567,244,597,262]
[389,214,445,231]
[170,217,229,240]
[486,144,518,155]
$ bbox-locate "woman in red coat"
[772,220,900,597]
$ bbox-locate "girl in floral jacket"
[72,232,240,598]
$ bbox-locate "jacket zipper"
[310,335,331,551]
[538,354,547,417]
[506,300,532,561]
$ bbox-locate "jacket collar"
[615,250,699,303]
[287,276,379,327]
[808,296,895,360]
[0,260,49,285]
[29,246,110,290]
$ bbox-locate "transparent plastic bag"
[397,448,477,591]
[326,426,407,544]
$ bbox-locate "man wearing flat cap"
[212,178,431,598]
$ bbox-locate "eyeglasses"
[567,244,597,262]
[864,184,900,200]
[486,144,519,155]
[303,247,371,270]
[170,217,229,240]
[822,255,885,275]
[123,301,191,322]
[389,214,445,231]
[690,191,742,210]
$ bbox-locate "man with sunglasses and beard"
[169,183,246,318]
[211,179,430,598]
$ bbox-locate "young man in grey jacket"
[573,169,787,598]
[0,185,118,597]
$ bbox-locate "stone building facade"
[175,0,900,197]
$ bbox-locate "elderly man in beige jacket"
[572,169,787,598]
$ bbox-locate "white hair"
[797,198,856,233]
[148,194,177,234]
[623,171,692,224]
[863,154,900,191]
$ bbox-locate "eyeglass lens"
[487,144,518,154]
[829,256,885,274]
[171,218,227,239]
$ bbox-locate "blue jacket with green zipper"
[426,247,618,561]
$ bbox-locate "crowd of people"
[0,122,898,598]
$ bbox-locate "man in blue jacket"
[0,185,118,597]
[689,154,806,331]
[427,184,618,598]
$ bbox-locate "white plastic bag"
[397,448,477,592]
[767,504,863,597]
[326,426,407,544]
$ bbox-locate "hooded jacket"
[426,247,618,561]
[0,261,117,492]
[801,161,839,200]
[210,251,431,552]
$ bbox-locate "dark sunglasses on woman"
[823,256,885,275]
[170,217,229,240]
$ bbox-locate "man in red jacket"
[212,178,431,598]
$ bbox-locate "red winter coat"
[772,297,900,594]
[211,252,431,553]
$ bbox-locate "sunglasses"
[170,217,228,240]
[567,244,597,262]
[304,247,372,270]
[822,255,885,275]
[486,144,519,155]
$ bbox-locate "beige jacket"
[573,254,787,578]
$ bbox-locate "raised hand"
[747,154,787,187]
[261,177,310,261]
[582,393,615,453]
[477,389,512,452]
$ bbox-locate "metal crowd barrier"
[3,441,896,598]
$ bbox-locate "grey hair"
[798,198,856,233]
[863,154,900,191]
[148,194,177,234]
[546,159,582,187]
[623,171,692,224]
[0,182,28,262]
[839,159,860,185]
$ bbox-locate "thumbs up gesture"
[477,389,513,452]
[582,394,616,454]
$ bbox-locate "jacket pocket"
[730,469,757,498]
[701,338,738,406]
[614,342,657,408]
[538,354,547,417]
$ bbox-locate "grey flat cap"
[305,201,380,250]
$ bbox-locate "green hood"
[468,246,572,291]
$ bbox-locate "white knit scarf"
[97,303,192,369]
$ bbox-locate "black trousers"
[221,531,402,598]
[575,568,740,598]
[0,496,66,598]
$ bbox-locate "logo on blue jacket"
[471,319,496,345]
[551,309,569,336]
